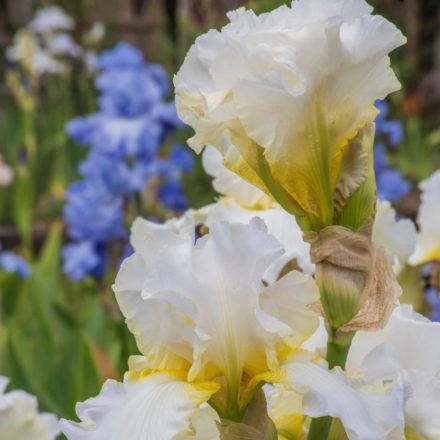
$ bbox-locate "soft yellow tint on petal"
[60,372,220,440]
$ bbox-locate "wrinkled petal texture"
[114,218,319,383]
[174,0,405,218]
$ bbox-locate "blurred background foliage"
[0,0,439,432]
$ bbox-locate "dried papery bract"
[305,224,401,339]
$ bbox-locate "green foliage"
[0,221,135,422]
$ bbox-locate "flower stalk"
[307,334,353,440]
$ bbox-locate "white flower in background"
[410,170,440,265]
[30,6,74,34]
[85,22,106,44]
[202,145,273,209]
[0,376,59,440]
[174,0,406,225]
[47,33,82,58]
[6,28,67,77]
[373,200,417,271]
[32,51,67,75]
[0,155,14,187]
[83,51,100,74]
[6,6,86,78]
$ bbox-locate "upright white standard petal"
[60,371,220,440]
[410,171,440,265]
[348,305,440,439]
[0,376,59,440]
[175,0,405,220]
[372,201,416,268]
[279,362,405,440]
[114,219,319,391]
[202,145,273,209]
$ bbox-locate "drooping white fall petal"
[60,371,220,440]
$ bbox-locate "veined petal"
[202,145,273,209]
[0,376,59,440]
[279,362,405,440]
[410,171,440,265]
[60,372,220,440]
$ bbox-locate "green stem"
[307,337,352,440]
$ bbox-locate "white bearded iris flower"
[0,376,59,440]
[174,0,406,230]
[61,219,320,437]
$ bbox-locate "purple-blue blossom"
[62,241,101,281]
[374,100,411,202]
[0,251,31,278]
[63,42,193,280]
[426,287,440,322]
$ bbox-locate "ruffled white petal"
[0,376,59,440]
[280,362,405,440]
[60,372,219,440]
[410,170,440,264]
